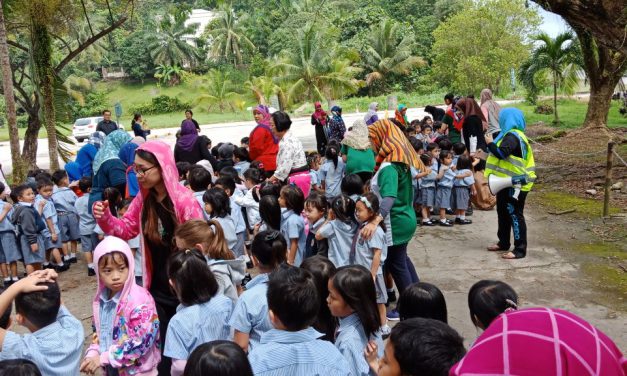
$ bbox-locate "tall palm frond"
[193,69,242,113]
[205,4,255,66]
[147,13,200,67]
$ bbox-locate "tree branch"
[7,40,28,52]
[50,32,73,55]
[80,0,95,38]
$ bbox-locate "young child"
[468,279,518,330]
[217,144,235,172]
[341,174,364,202]
[405,125,417,138]
[51,170,80,265]
[426,142,440,171]
[396,282,448,322]
[453,155,475,225]
[307,152,323,193]
[278,185,306,266]
[0,359,42,375]
[81,237,160,376]
[316,195,358,268]
[214,177,246,258]
[229,231,287,353]
[11,185,46,274]
[353,193,389,334]
[432,121,446,140]
[187,165,213,220]
[248,265,349,375]
[320,143,346,200]
[258,195,282,232]
[184,340,253,376]
[176,162,192,185]
[203,188,238,253]
[418,154,437,226]
[327,265,383,376]
[416,125,433,148]
[301,256,337,342]
[233,147,251,177]
[435,151,455,226]
[240,137,250,150]
[75,177,98,276]
[165,249,233,376]
[0,183,19,286]
[452,142,467,166]
[304,192,328,259]
[234,168,264,231]
[0,270,84,374]
[34,179,67,271]
[174,219,246,302]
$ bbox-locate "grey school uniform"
[75,194,99,252]
[351,225,388,304]
[209,258,246,303]
[35,195,62,250]
[52,187,80,242]
[280,209,306,267]
[435,166,455,210]
[319,159,346,200]
[0,202,20,263]
[420,170,437,207]
[230,192,246,258]
[318,219,358,268]
[12,202,45,265]
[453,169,475,210]
[214,215,238,254]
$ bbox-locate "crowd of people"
[0,99,621,376]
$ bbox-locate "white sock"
[43,262,50,266]
[440,218,447,223]
[56,262,64,266]
[460,215,466,220]
[11,276,18,281]
[70,253,76,258]
[88,263,94,269]
[63,255,70,261]
[3,278,9,282]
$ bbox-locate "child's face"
[326,279,353,318]
[278,193,286,208]
[408,130,416,138]
[430,148,440,159]
[304,204,324,223]
[244,178,255,190]
[417,149,425,155]
[204,202,213,215]
[354,201,372,223]
[443,155,453,166]
[377,341,402,376]
[38,186,53,200]
[18,188,35,203]
[99,256,129,294]
[423,128,432,136]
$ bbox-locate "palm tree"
[193,69,243,113]
[205,4,255,66]
[519,31,581,124]
[362,19,425,94]
[148,12,200,67]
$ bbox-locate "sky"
[537,6,570,37]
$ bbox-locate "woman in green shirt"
[340,119,376,183]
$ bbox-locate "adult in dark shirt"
[455,97,488,170]
[174,120,214,165]
[182,109,200,132]
[88,130,131,214]
[131,113,150,140]
[424,105,446,122]
[96,110,119,135]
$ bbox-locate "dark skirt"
[453,186,470,211]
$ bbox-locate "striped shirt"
[228,273,273,352]
[335,313,383,376]
[164,295,233,360]
[98,291,120,354]
[249,327,351,376]
[35,195,59,237]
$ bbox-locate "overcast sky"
[537,6,570,37]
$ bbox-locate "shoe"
[87,267,96,277]
[421,220,436,226]
[381,324,391,339]
[241,273,252,288]
[69,257,78,264]
[439,220,454,227]
[386,309,400,321]
[44,264,55,270]
[54,263,69,272]
[455,218,473,224]
[445,208,454,215]
[387,289,397,303]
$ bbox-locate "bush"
[71,91,108,119]
[534,104,554,115]
[131,95,192,115]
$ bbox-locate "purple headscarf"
[254,105,272,126]
[177,120,199,152]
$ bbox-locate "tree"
[205,4,255,66]
[362,19,425,94]
[193,69,243,113]
[519,32,581,124]
[431,0,540,95]
[147,9,200,67]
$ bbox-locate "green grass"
[534,189,621,218]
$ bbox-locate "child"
[75,177,98,276]
[452,142,467,166]
[307,152,323,193]
[184,340,253,376]
[432,121,446,140]
[353,193,389,334]
[278,185,306,266]
[405,125,417,138]
[119,199,143,285]
[248,265,350,375]
[426,142,440,171]
[240,137,250,150]
[418,154,436,226]
[327,265,383,376]
[165,249,232,376]
[316,195,358,268]
[10,185,46,274]
[34,179,67,271]
[303,192,328,259]
[51,170,80,265]
[229,231,287,353]
[217,144,235,172]
[365,318,466,376]
[320,143,346,200]
[0,359,42,375]
[258,195,281,232]
[187,165,213,220]
[234,168,263,231]
[341,174,364,202]
[176,162,192,184]
[233,147,251,177]
[214,177,246,258]
[0,270,84,374]
[301,256,337,342]
[396,282,448,322]
[203,188,238,253]
[81,237,160,376]
[468,279,518,330]
[416,125,433,148]
[0,183,19,286]
[174,219,245,302]
[435,151,455,226]
[453,155,475,225]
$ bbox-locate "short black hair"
[188,165,213,192]
[332,265,381,337]
[214,177,236,196]
[438,138,453,151]
[102,109,111,115]
[34,172,52,182]
[233,147,250,162]
[452,142,466,156]
[14,281,61,329]
[184,340,253,376]
[258,195,282,231]
[218,167,241,184]
[390,318,466,376]
[439,150,452,162]
[240,137,249,145]
[0,359,43,376]
[36,178,53,190]
[330,194,356,224]
[185,109,193,116]
[420,153,431,166]
[468,280,518,329]
[51,170,67,185]
[300,256,337,341]
[243,168,263,185]
[409,137,424,152]
[0,288,11,329]
[279,184,304,214]
[304,191,327,214]
[27,169,46,178]
[78,176,92,192]
[203,188,231,218]
[218,143,235,159]
[176,161,192,179]
[271,111,292,132]
[259,181,281,198]
[341,174,364,197]
[433,120,443,131]
[267,265,318,331]
[251,230,287,267]
[13,185,33,200]
[455,155,473,170]
[167,248,218,306]
[426,142,439,152]
[397,282,448,323]
[444,93,454,102]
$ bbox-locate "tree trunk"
[22,115,41,170]
[583,71,619,129]
[553,72,559,124]
[0,0,27,182]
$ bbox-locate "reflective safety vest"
[484,129,536,192]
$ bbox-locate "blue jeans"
[384,243,419,293]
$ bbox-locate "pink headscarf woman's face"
[134,153,163,190]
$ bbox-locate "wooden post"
[603,141,615,217]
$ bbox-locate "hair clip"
[184,249,192,254]
[504,299,518,312]
[264,231,280,241]
[359,196,372,209]
[289,182,297,187]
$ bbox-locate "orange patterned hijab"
[368,119,423,171]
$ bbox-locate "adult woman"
[311,101,328,154]
[327,105,346,143]
[480,88,502,138]
[75,131,105,177]
[394,104,409,127]
[93,141,204,375]
[362,119,422,302]
[340,119,375,182]
[248,105,278,175]
[183,109,200,132]
[131,113,150,140]
[441,97,463,143]
[174,120,213,165]
[118,137,145,198]
[456,97,487,166]
[88,130,131,213]
[364,102,379,125]
[269,111,310,197]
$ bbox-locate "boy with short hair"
[187,165,213,220]
[75,177,98,276]
[233,147,251,177]
[0,183,19,287]
[51,170,80,264]
[240,136,249,150]
[0,270,83,375]
[34,179,67,272]
[10,185,46,274]
[214,177,246,258]
[248,265,350,375]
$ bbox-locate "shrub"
[131,95,192,115]
[534,104,554,115]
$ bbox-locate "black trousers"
[315,124,327,154]
[496,188,528,257]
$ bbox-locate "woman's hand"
[92,200,109,220]
[360,221,378,241]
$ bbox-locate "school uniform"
[11,202,46,265]
[98,291,120,356]
[309,169,320,190]
[209,258,246,303]
[319,159,345,200]
[435,166,456,210]
[305,217,328,259]
[249,327,351,376]
[230,192,247,258]
[420,169,437,208]
[52,187,80,243]
[453,169,475,210]
[75,193,99,253]
[192,191,210,221]
[234,161,251,177]
[35,195,62,251]
[351,225,388,304]
[280,209,306,267]
[318,219,358,268]
[164,295,233,361]
[214,215,238,254]
[410,166,421,204]
[335,313,384,376]
[228,273,273,352]
[0,202,20,264]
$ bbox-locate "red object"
[71,185,84,197]
[249,125,278,171]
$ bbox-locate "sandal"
[502,251,526,259]
[487,244,507,252]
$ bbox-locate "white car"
[72,117,125,143]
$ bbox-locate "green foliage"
[112,31,156,81]
[70,90,107,119]
[193,69,244,112]
[204,3,255,65]
[146,9,201,67]
[131,95,192,115]
[154,64,185,86]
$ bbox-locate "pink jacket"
[95,141,204,289]
[85,237,161,375]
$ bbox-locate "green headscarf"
[92,129,132,175]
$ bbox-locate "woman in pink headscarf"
[311,101,328,154]
[92,140,203,375]
[249,104,279,176]
[450,307,627,376]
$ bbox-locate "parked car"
[72,117,125,142]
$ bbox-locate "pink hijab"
[450,307,627,376]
